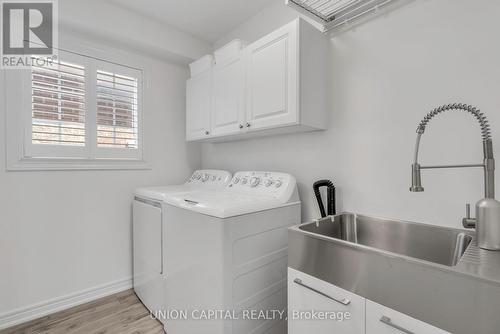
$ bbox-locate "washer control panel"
[229,171,296,199]
[187,170,232,186]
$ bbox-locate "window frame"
[5,43,149,171]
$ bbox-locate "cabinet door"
[245,20,298,131]
[288,268,365,334]
[132,200,165,316]
[211,55,246,137]
[366,300,451,334]
[186,70,211,141]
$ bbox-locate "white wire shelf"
[286,0,405,32]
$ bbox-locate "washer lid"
[135,185,194,202]
[166,172,300,218]
[134,170,232,202]
[166,191,295,218]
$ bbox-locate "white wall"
[60,0,211,63]
[3,0,500,326]
[203,0,500,227]
[0,17,202,327]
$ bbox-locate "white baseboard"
[0,277,133,330]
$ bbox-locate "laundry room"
[1,0,500,333]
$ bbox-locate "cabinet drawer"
[366,300,450,334]
[288,267,365,334]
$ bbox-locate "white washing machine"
[162,171,301,334]
[132,170,232,323]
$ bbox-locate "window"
[96,70,138,149]
[31,61,86,147]
[20,50,144,165]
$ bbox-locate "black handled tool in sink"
[313,180,336,218]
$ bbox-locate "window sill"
[6,157,151,171]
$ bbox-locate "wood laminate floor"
[0,290,164,334]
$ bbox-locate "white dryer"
[162,171,301,334]
[132,170,232,323]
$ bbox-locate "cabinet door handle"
[380,316,415,334]
[293,278,350,306]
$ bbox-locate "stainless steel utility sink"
[299,213,473,266]
[288,213,500,334]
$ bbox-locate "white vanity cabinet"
[186,18,327,142]
[288,267,451,334]
[288,268,365,334]
[186,56,212,141]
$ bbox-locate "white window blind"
[20,49,144,168]
[31,61,86,147]
[96,70,138,149]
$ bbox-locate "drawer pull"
[293,278,350,306]
[380,316,415,334]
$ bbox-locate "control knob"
[201,174,209,182]
[241,178,248,185]
[250,177,261,188]
[275,180,282,188]
[233,177,240,184]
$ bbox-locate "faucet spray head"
[410,163,424,192]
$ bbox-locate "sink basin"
[288,213,500,334]
[299,213,473,266]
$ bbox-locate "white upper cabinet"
[186,19,327,142]
[245,21,298,130]
[211,41,246,137]
[186,56,213,141]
